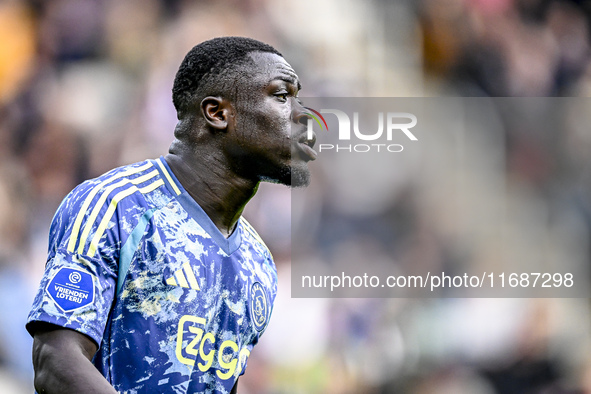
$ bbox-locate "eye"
[274,92,289,102]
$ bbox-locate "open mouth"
[297,133,317,161]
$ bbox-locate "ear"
[200,96,233,131]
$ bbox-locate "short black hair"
[172,36,282,117]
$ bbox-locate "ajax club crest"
[250,282,269,332]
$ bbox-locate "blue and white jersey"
[26,157,277,394]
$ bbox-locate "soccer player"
[26,37,316,394]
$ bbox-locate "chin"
[289,168,311,188]
[260,163,310,188]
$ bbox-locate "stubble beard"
[260,162,310,188]
[289,165,311,188]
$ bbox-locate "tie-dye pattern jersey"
[26,157,278,394]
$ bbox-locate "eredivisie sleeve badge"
[46,267,95,312]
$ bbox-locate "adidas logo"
[165,262,200,290]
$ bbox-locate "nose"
[291,98,310,126]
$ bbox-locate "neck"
[165,141,259,238]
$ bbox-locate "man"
[26,36,316,393]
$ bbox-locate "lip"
[298,141,318,161]
[296,130,317,161]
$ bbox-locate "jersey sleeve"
[236,250,277,378]
[260,248,278,334]
[237,219,279,377]
[26,179,122,347]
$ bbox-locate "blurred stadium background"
[1,0,591,392]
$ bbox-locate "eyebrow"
[273,75,302,91]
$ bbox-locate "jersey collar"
[153,157,242,255]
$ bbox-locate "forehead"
[246,52,300,88]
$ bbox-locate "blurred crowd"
[1,0,591,393]
[421,0,591,96]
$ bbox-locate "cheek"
[234,95,293,146]
[273,103,293,135]
[253,104,292,140]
